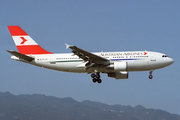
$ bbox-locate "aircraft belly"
[148,60,167,70]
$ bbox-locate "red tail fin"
[8,26,52,55]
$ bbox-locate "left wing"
[65,44,110,67]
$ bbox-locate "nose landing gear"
[91,73,102,83]
[149,70,153,79]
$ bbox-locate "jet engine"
[108,71,128,79]
[107,61,127,71]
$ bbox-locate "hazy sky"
[1,0,180,114]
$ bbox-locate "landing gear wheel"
[91,73,96,78]
[149,70,153,79]
[96,74,100,79]
[92,78,97,83]
[149,75,153,79]
[97,79,102,83]
[91,72,102,83]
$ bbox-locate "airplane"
[7,26,174,83]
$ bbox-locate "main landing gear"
[149,70,153,79]
[91,72,102,83]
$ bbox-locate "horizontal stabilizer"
[7,50,34,62]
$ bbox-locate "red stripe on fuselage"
[8,26,28,36]
[17,45,53,55]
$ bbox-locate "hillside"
[0,92,179,120]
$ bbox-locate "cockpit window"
[162,55,169,57]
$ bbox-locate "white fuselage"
[14,51,173,73]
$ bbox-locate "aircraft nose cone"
[168,58,174,65]
[170,58,174,64]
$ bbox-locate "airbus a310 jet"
[7,26,174,83]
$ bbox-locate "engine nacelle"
[107,61,127,71]
[108,71,128,79]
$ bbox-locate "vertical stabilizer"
[8,26,52,55]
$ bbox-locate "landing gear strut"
[91,73,102,83]
[149,70,153,79]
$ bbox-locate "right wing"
[7,50,34,62]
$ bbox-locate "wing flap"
[7,50,34,62]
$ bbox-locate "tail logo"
[20,37,28,44]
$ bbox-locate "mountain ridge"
[0,91,179,120]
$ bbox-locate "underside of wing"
[7,50,34,62]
